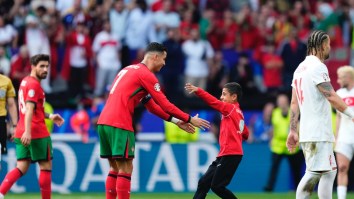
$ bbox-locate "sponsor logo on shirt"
[28,89,35,97]
[154,83,161,92]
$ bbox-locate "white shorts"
[335,142,354,161]
[301,142,337,172]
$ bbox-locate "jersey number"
[110,69,128,94]
[294,78,304,105]
[18,89,26,114]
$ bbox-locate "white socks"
[337,185,347,199]
[0,193,4,199]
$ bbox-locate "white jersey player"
[335,66,354,199]
[286,30,354,199]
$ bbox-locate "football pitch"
[5,193,354,199]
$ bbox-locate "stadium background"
[1,0,354,198]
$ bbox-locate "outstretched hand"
[50,114,65,127]
[176,121,195,134]
[286,132,299,153]
[185,83,198,94]
[190,114,210,130]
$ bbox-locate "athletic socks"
[0,168,23,195]
[106,171,118,199]
[117,173,131,199]
[318,170,337,199]
[39,170,52,199]
[337,185,347,199]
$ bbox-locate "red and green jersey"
[16,76,49,139]
[98,63,190,132]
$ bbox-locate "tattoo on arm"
[318,82,333,97]
[290,110,298,132]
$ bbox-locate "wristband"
[343,107,354,118]
[171,117,181,124]
[49,113,54,119]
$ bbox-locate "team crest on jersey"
[28,89,35,97]
[322,73,330,82]
[154,83,161,92]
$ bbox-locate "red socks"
[39,170,51,199]
[0,168,23,195]
[106,171,118,199]
[117,173,131,199]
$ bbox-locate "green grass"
[4,193,354,199]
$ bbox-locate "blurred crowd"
[0,0,353,110]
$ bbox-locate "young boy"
[185,82,249,199]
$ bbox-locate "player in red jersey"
[185,82,249,199]
[97,42,210,199]
[0,54,64,199]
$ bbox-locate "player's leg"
[38,160,52,199]
[336,153,350,199]
[116,159,133,199]
[318,169,337,199]
[110,127,135,199]
[264,153,283,192]
[335,143,353,199]
[106,158,118,199]
[210,155,242,199]
[193,159,219,199]
[32,137,53,199]
[296,171,321,199]
[98,125,118,199]
[0,138,31,198]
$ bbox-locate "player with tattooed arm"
[286,30,354,199]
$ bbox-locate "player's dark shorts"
[98,125,135,159]
[0,116,7,154]
[14,137,53,162]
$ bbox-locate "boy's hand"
[185,83,198,94]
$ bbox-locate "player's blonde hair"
[337,66,354,80]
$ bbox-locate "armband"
[343,107,354,119]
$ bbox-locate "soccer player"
[0,74,18,162]
[286,30,354,199]
[97,42,210,199]
[0,54,64,199]
[185,82,249,199]
[335,66,354,199]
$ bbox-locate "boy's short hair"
[224,82,243,101]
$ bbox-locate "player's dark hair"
[30,54,50,66]
[224,82,243,101]
[146,42,167,54]
[306,30,329,58]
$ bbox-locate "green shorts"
[98,125,135,159]
[14,137,53,162]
